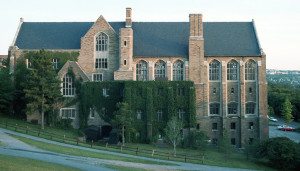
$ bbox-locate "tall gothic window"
[136,60,148,81]
[209,103,220,115]
[209,60,220,81]
[245,60,256,80]
[155,60,166,80]
[95,32,108,69]
[173,60,184,81]
[62,74,75,96]
[246,102,256,114]
[228,102,238,115]
[227,60,238,80]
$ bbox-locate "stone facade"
[8,8,268,147]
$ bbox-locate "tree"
[0,58,13,115]
[164,116,182,156]
[282,98,293,124]
[113,102,134,146]
[218,129,233,160]
[23,50,62,129]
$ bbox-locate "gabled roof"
[15,21,261,57]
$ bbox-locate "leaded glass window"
[173,60,184,81]
[209,60,220,81]
[136,60,148,81]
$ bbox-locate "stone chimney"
[189,14,203,37]
[125,7,132,28]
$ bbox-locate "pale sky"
[0,0,299,70]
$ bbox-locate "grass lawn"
[104,164,148,171]
[12,135,175,166]
[0,115,79,139]
[0,154,79,171]
[1,116,274,170]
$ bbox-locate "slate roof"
[15,21,261,57]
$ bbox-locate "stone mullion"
[149,61,154,80]
[239,60,246,146]
[221,61,227,133]
[167,61,172,81]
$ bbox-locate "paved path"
[0,128,255,171]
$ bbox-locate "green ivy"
[78,81,196,142]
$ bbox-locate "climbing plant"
[78,81,196,143]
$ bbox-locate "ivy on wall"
[78,81,196,143]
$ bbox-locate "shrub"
[261,137,297,170]
[182,130,207,152]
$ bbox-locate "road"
[0,128,255,171]
[269,117,300,143]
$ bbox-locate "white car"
[277,125,295,131]
[269,117,278,122]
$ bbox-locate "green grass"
[0,140,4,147]
[0,115,80,138]
[1,116,273,170]
[104,164,149,171]
[12,135,174,166]
[0,154,79,171]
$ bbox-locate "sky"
[0,0,299,70]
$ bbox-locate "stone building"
[8,8,268,147]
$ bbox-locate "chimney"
[125,7,132,28]
[189,14,203,37]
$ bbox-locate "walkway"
[0,128,256,171]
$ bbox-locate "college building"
[8,8,268,147]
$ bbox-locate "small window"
[60,108,76,119]
[124,60,127,65]
[213,88,217,94]
[136,110,142,120]
[93,73,103,82]
[212,138,218,145]
[212,123,218,130]
[178,109,185,120]
[178,88,185,96]
[248,122,254,129]
[52,58,58,69]
[124,41,127,46]
[246,102,256,114]
[89,108,95,118]
[157,88,163,96]
[249,87,253,94]
[157,110,163,122]
[231,88,234,94]
[196,124,200,130]
[249,138,254,144]
[231,138,236,145]
[228,102,238,115]
[102,88,109,97]
[230,122,236,130]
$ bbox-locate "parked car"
[277,125,295,131]
[268,115,278,122]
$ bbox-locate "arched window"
[95,32,108,69]
[209,103,220,115]
[227,60,238,80]
[246,102,256,114]
[62,74,75,96]
[173,60,184,81]
[155,60,166,80]
[96,32,108,52]
[209,60,220,81]
[245,60,256,80]
[228,102,238,115]
[136,60,148,81]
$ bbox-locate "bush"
[260,137,298,170]
[182,130,207,152]
[54,119,73,130]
